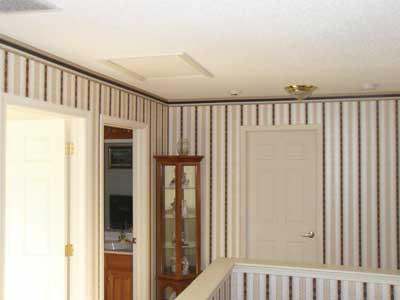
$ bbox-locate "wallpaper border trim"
[169,95,400,106]
[0,36,167,104]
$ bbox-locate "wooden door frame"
[239,125,323,264]
[0,92,94,300]
[99,115,150,300]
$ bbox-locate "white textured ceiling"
[0,0,399,101]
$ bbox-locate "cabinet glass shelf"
[163,242,196,249]
[164,214,196,220]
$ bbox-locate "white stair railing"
[232,261,400,300]
[176,258,400,300]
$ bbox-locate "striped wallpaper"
[1,40,399,287]
[169,100,400,271]
[0,44,169,299]
[231,271,400,300]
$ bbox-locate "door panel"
[105,253,133,300]
[5,119,66,300]
[25,178,50,254]
[107,270,133,300]
[247,129,320,264]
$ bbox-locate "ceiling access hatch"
[103,53,213,81]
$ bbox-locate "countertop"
[104,250,133,255]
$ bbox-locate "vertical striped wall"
[0,46,169,134]
[0,44,169,298]
[0,44,169,161]
[230,270,400,300]
[169,100,400,271]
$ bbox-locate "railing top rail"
[176,258,400,300]
[176,258,235,300]
[233,258,400,285]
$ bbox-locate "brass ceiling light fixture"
[285,85,317,101]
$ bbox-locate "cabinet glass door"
[161,165,177,275]
[180,165,197,276]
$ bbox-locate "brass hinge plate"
[65,142,75,155]
[65,243,74,257]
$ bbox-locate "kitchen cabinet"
[105,253,133,300]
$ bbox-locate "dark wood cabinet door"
[105,253,133,300]
[106,269,132,300]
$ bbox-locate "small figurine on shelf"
[163,199,175,217]
[169,255,190,276]
[168,292,176,300]
[173,231,188,246]
[169,176,176,187]
[181,231,188,246]
[168,199,188,218]
[170,256,176,273]
[182,256,190,275]
[182,200,188,218]
[182,172,190,187]
[170,199,176,216]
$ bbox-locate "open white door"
[5,118,66,300]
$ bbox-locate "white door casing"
[99,116,150,300]
[240,125,322,264]
[5,119,66,300]
[68,117,92,300]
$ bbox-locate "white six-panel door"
[245,127,321,264]
[5,119,66,300]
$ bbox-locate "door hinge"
[65,142,75,156]
[65,243,74,257]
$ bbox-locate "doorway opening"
[103,126,134,300]
[99,116,150,300]
[3,104,91,300]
